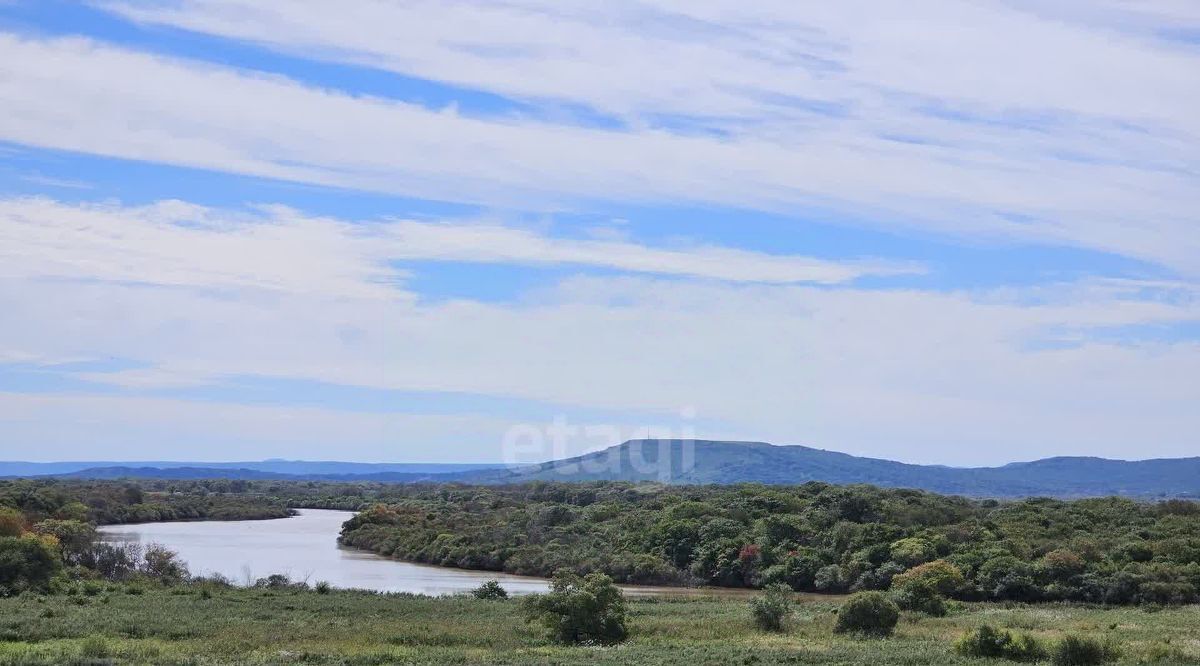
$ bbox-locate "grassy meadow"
[0,584,1196,665]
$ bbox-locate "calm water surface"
[99,509,552,595]
[99,509,755,598]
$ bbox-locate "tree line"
[0,478,293,525]
[338,481,1200,605]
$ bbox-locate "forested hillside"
[456,440,1200,498]
[340,482,1200,605]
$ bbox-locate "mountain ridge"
[449,439,1200,498]
[0,460,498,477]
[5,441,1197,498]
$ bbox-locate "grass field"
[0,585,1197,665]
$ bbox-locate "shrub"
[0,508,25,538]
[814,564,845,592]
[79,635,109,660]
[891,560,966,597]
[521,569,627,644]
[1052,635,1117,666]
[315,581,332,594]
[955,624,1047,662]
[748,583,793,631]
[0,535,61,595]
[834,591,900,637]
[78,542,141,581]
[1041,549,1086,580]
[890,537,937,567]
[142,544,188,584]
[891,579,947,616]
[253,573,306,590]
[471,580,508,600]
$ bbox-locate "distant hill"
[0,460,499,478]
[452,440,1200,498]
[44,466,469,483]
[50,466,300,480]
[7,441,1198,498]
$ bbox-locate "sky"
[0,1,1197,466]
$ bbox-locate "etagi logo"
[500,408,698,482]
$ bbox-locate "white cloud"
[100,1,1200,129]
[0,198,411,299]
[1,198,1197,464]
[0,197,910,291]
[2,3,1199,464]
[0,31,1197,274]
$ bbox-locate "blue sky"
[0,1,1197,465]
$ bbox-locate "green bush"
[142,544,188,584]
[520,569,627,644]
[253,574,305,590]
[1052,635,1117,666]
[79,635,109,660]
[0,536,61,595]
[471,580,508,600]
[955,624,1047,662]
[891,579,947,616]
[890,537,937,567]
[891,560,966,597]
[0,507,23,538]
[748,583,793,631]
[834,591,900,637]
[315,581,332,594]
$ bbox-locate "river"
[98,508,756,598]
[99,509,552,595]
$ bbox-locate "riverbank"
[98,510,769,598]
[1,584,1197,665]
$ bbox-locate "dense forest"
[6,477,1200,607]
[339,482,1200,605]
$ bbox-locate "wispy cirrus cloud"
[0,197,912,296]
[0,28,1196,275]
[98,1,1200,130]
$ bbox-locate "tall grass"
[0,586,1193,665]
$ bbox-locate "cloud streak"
[2,197,1197,464]
[0,31,1196,275]
[2,4,1198,464]
[0,198,912,294]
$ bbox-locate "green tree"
[0,535,61,595]
[142,544,188,583]
[32,519,97,564]
[889,537,937,567]
[521,569,628,644]
[891,560,965,597]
